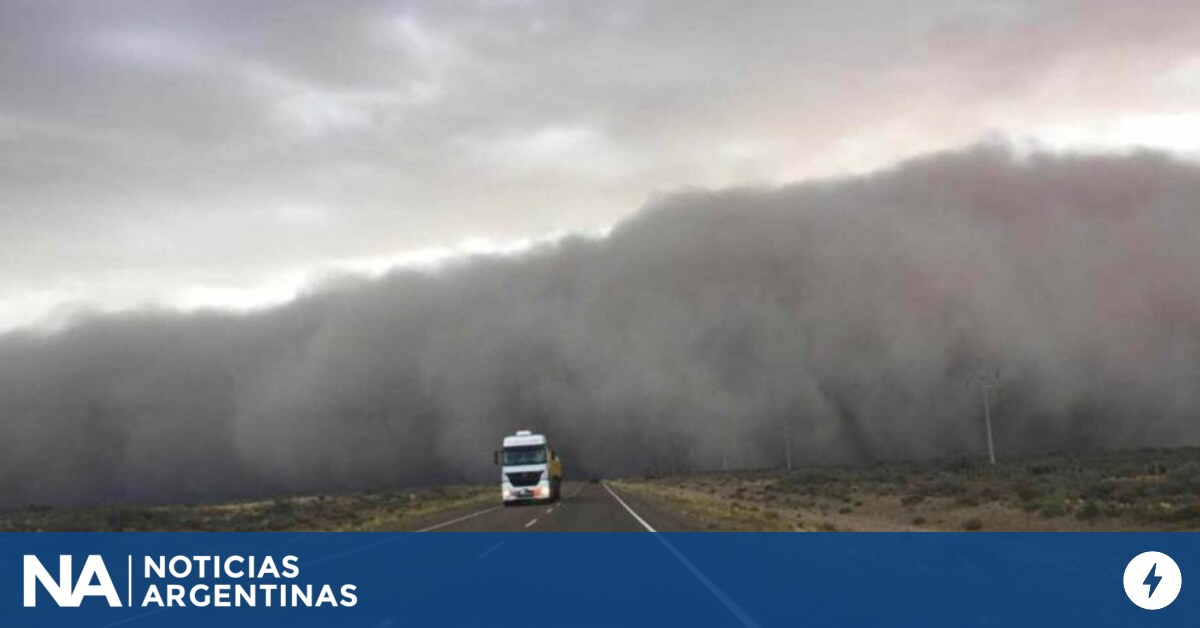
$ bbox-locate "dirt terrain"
[615,447,1200,531]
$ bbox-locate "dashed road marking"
[524,518,539,528]
[416,505,500,532]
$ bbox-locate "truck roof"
[503,431,547,447]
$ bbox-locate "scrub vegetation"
[5,447,1197,532]
[616,447,1200,531]
[0,485,492,532]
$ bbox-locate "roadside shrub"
[1168,462,1200,490]
[1075,500,1103,522]
[1038,499,1067,518]
[1014,481,1042,502]
[1109,480,1148,502]
[963,518,983,531]
[931,477,967,496]
[1141,503,1200,524]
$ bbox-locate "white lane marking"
[653,533,763,628]
[477,541,505,559]
[601,482,762,628]
[524,518,539,528]
[601,483,656,532]
[545,507,554,514]
[416,505,500,532]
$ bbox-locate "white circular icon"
[1123,551,1182,610]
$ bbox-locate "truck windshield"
[502,446,547,465]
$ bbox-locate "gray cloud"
[4,1,1200,328]
[2,145,1198,506]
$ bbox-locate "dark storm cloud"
[4,1,1200,329]
[2,146,1198,506]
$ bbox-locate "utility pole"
[783,418,793,471]
[967,369,1000,465]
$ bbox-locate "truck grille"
[506,471,543,487]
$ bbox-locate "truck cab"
[495,430,563,505]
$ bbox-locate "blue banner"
[1,532,1194,627]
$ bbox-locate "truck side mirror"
[493,450,501,465]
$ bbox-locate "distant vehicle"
[588,476,601,484]
[494,430,563,506]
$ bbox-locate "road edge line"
[601,482,657,532]
[602,482,763,628]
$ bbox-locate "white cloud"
[461,123,641,179]
[1032,113,1200,155]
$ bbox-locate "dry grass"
[0,485,494,532]
[616,447,1200,532]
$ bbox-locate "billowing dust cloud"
[2,145,1198,506]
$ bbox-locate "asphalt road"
[414,482,762,626]
[420,482,698,532]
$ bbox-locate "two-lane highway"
[417,481,764,627]
[420,482,697,532]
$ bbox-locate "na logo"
[23,555,122,607]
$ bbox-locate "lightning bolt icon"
[1144,563,1162,598]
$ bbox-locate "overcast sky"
[3,0,1199,332]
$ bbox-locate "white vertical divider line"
[601,482,763,628]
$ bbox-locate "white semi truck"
[494,430,563,506]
